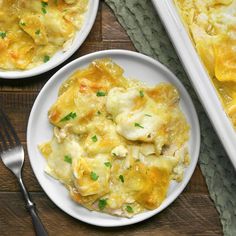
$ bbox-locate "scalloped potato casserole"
[174,0,236,127]
[0,0,88,70]
[39,58,190,217]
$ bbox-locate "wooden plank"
[184,165,208,193]
[0,92,36,141]
[0,192,222,236]
[86,3,102,42]
[77,41,135,56]
[102,3,130,41]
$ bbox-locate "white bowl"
[27,50,200,227]
[0,0,99,79]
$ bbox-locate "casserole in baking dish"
[174,0,236,128]
[152,0,236,169]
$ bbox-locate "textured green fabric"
[104,0,236,235]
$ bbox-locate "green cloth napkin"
[104,0,236,235]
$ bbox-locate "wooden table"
[0,2,223,235]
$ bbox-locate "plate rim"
[0,0,99,79]
[27,49,200,227]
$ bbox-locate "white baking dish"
[152,0,236,169]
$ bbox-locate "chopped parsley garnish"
[126,205,133,213]
[60,112,77,122]
[20,22,26,26]
[104,162,112,168]
[112,152,117,157]
[139,90,144,97]
[0,31,7,39]
[42,7,47,14]
[144,114,152,117]
[90,171,99,181]
[119,175,124,183]
[41,2,48,14]
[134,122,144,129]
[35,29,40,35]
[64,155,72,164]
[97,110,101,115]
[98,199,107,210]
[96,91,106,97]
[106,114,113,121]
[91,135,98,142]
[43,55,50,63]
[41,1,48,7]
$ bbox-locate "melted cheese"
[73,154,110,196]
[174,0,236,128]
[0,0,88,70]
[107,88,169,142]
[39,58,190,217]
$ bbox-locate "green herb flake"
[64,155,72,164]
[106,114,113,121]
[60,112,77,122]
[139,90,144,97]
[20,22,26,26]
[119,175,124,183]
[134,123,144,129]
[96,91,106,97]
[98,199,107,210]
[0,31,7,39]
[97,111,101,115]
[35,29,40,35]
[41,2,48,8]
[126,205,133,213]
[91,135,98,142]
[144,114,152,117]
[42,7,47,14]
[43,55,50,63]
[41,2,48,15]
[104,162,112,168]
[90,171,99,181]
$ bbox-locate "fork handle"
[18,176,48,236]
[28,203,48,236]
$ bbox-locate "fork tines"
[0,109,21,152]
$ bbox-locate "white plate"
[27,50,200,227]
[0,0,99,79]
[152,0,236,169]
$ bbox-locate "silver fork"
[0,109,48,236]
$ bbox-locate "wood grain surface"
[0,2,223,235]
